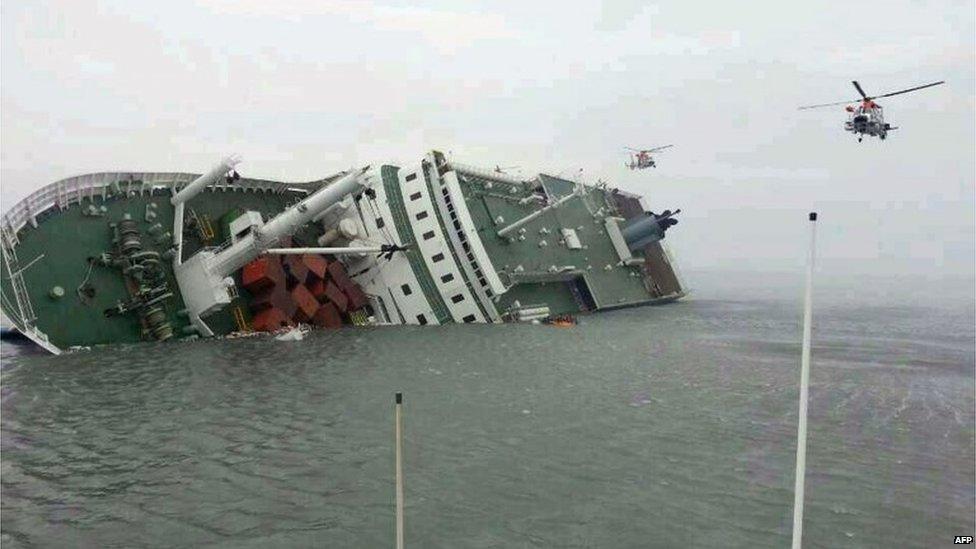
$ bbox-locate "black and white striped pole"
[395,392,404,549]
[791,212,817,549]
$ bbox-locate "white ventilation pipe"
[445,161,526,187]
[170,155,241,267]
[171,155,240,206]
[265,246,387,256]
[497,189,581,238]
[209,167,368,277]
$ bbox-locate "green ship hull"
[1,151,685,353]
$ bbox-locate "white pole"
[171,155,240,205]
[172,202,185,266]
[792,212,817,549]
[496,189,581,238]
[264,246,388,256]
[395,392,404,549]
[208,167,367,277]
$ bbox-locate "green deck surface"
[454,172,655,313]
[1,183,307,348]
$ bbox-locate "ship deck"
[1,179,315,348]
[454,172,673,315]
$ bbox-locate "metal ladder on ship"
[187,208,216,243]
[1,227,36,326]
[200,214,216,242]
[232,305,250,332]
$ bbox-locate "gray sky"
[2,0,974,279]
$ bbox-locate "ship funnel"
[620,209,680,251]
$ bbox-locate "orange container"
[301,254,329,280]
[312,302,343,329]
[324,281,349,312]
[283,254,310,286]
[327,261,353,290]
[308,278,328,301]
[344,284,369,311]
[251,286,297,319]
[291,284,319,322]
[252,307,293,332]
[241,256,285,293]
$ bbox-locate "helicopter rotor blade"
[797,99,857,110]
[648,144,674,153]
[852,80,868,99]
[870,80,945,100]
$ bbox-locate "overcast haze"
[2,0,974,282]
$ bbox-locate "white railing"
[2,171,320,241]
[0,226,32,325]
[0,224,58,352]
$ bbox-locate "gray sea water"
[1,273,974,548]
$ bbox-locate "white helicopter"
[798,80,945,142]
[625,145,673,170]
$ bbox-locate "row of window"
[416,312,476,324]
[403,167,478,325]
[439,185,493,298]
[399,281,461,306]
